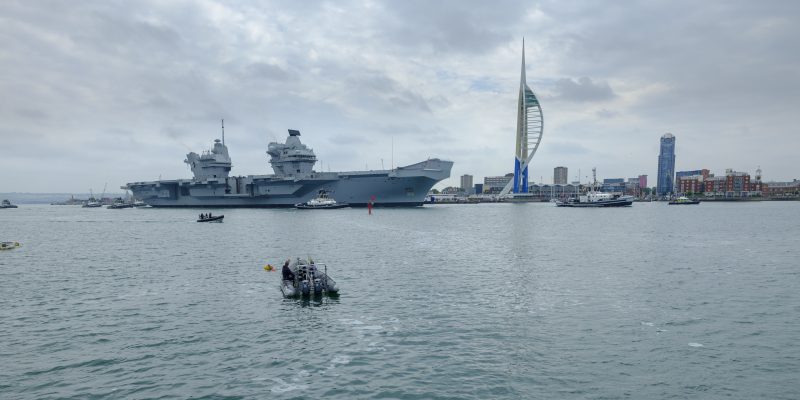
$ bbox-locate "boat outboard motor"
[313,278,323,293]
[300,279,310,295]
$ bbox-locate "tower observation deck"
[499,39,544,196]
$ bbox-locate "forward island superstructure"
[124,129,452,207]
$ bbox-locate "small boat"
[668,196,700,205]
[82,199,102,208]
[0,199,18,209]
[197,215,224,222]
[295,190,349,209]
[556,168,632,208]
[107,200,135,209]
[132,200,148,207]
[0,241,21,250]
[556,193,633,207]
[281,258,339,297]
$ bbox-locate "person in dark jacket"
[281,260,295,281]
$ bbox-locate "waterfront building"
[657,133,676,196]
[527,183,582,200]
[626,178,642,196]
[474,183,484,194]
[601,178,625,193]
[485,174,514,194]
[676,169,710,180]
[675,169,709,194]
[460,174,474,194]
[702,169,762,197]
[638,175,648,191]
[499,39,544,196]
[677,175,705,194]
[675,169,709,192]
[441,186,461,195]
[764,180,799,197]
[554,166,568,185]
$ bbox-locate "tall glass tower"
[657,133,676,196]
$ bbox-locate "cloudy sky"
[2,0,798,193]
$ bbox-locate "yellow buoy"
[264,264,274,271]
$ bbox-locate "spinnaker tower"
[500,39,543,196]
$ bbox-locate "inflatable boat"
[281,258,339,297]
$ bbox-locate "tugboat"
[294,190,349,209]
[82,199,102,208]
[83,186,106,208]
[0,199,18,209]
[556,168,633,208]
[281,257,339,297]
[668,196,701,205]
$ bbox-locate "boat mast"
[221,119,225,146]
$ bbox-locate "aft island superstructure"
[124,129,453,207]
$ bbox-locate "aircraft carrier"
[124,129,453,207]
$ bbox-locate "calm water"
[1,202,798,399]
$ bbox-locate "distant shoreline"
[0,193,125,205]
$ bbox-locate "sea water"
[1,202,798,399]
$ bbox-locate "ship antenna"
[221,119,225,146]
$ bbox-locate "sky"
[2,0,799,193]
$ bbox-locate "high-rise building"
[638,175,648,190]
[460,174,473,193]
[554,166,568,185]
[657,133,676,196]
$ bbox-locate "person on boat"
[199,213,204,219]
[307,261,317,277]
[282,260,295,281]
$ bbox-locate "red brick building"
[677,176,704,194]
[702,169,762,196]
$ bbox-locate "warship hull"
[126,159,453,208]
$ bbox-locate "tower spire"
[221,118,225,146]
[520,37,526,90]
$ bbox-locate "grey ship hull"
[126,159,453,208]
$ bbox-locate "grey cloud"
[552,77,615,102]
[1,1,799,192]
[371,0,526,55]
[546,141,590,155]
[245,62,290,81]
[343,70,432,113]
[596,109,619,119]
